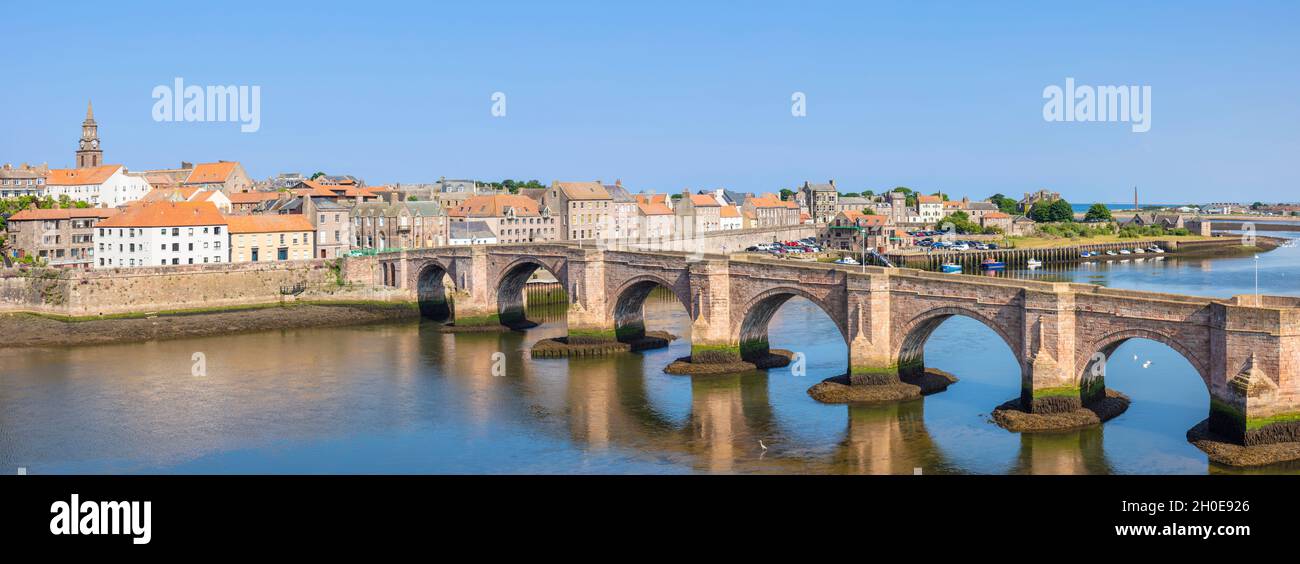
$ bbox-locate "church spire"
[86,100,94,121]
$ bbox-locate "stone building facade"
[351,195,448,251]
[800,180,839,223]
[4,207,119,267]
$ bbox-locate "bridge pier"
[1200,300,1300,448]
[847,274,902,385]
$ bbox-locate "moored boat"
[980,257,1006,270]
[940,263,962,273]
[1026,258,1043,268]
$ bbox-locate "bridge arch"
[609,274,692,342]
[494,255,569,327]
[896,306,1023,377]
[735,286,847,361]
[1077,328,1212,392]
[415,259,455,320]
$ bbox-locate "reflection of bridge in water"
[349,243,1300,447]
[421,322,1123,474]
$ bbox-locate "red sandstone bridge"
[351,243,1300,447]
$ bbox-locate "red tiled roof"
[46,165,122,186]
[688,194,720,207]
[637,202,673,216]
[184,162,239,184]
[453,194,542,218]
[98,201,226,228]
[228,191,282,204]
[224,214,314,234]
[553,181,611,200]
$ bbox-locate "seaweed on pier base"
[1187,420,1300,467]
[531,331,677,358]
[663,349,794,375]
[992,388,1129,433]
[807,367,958,404]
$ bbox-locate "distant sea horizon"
[1070,203,1179,213]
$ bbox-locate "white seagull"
[1142,361,1152,369]
[759,440,768,451]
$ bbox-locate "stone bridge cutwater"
[348,243,1300,447]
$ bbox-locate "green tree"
[1030,199,1074,222]
[892,187,916,207]
[310,171,326,180]
[839,192,860,198]
[779,188,795,200]
[936,211,981,234]
[1083,203,1113,222]
[987,193,1020,214]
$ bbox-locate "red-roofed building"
[719,204,742,230]
[821,210,893,252]
[44,165,151,207]
[543,181,613,240]
[675,190,722,233]
[450,194,557,243]
[183,161,252,194]
[636,201,675,238]
[95,201,229,267]
[4,207,120,267]
[226,214,316,262]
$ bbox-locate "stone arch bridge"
[346,243,1300,446]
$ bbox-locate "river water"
[2,234,1298,474]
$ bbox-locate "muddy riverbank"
[0,301,419,348]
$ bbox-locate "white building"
[45,165,151,208]
[449,220,499,245]
[94,201,229,268]
[719,205,743,230]
[636,201,675,239]
[916,195,944,225]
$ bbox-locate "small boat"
[1119,249,1132,255]
[1148,246,1165,253]
[833,257,860,265]
[940,263,962,273]
[1080,251,1093,258]
[980,258,1006,271]
[1026,258,1043,268]
[1133,248,1146,254]
[1105,250,1118,256]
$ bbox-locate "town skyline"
[3,1,1298,202]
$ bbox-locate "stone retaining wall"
[0,258,405,317]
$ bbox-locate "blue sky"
[2,0,1297,203]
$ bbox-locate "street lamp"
[1255,254,1260,302]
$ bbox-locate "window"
[214,226,221,235]
[172,228,179,236]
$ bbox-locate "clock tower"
[76,100,103,168]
